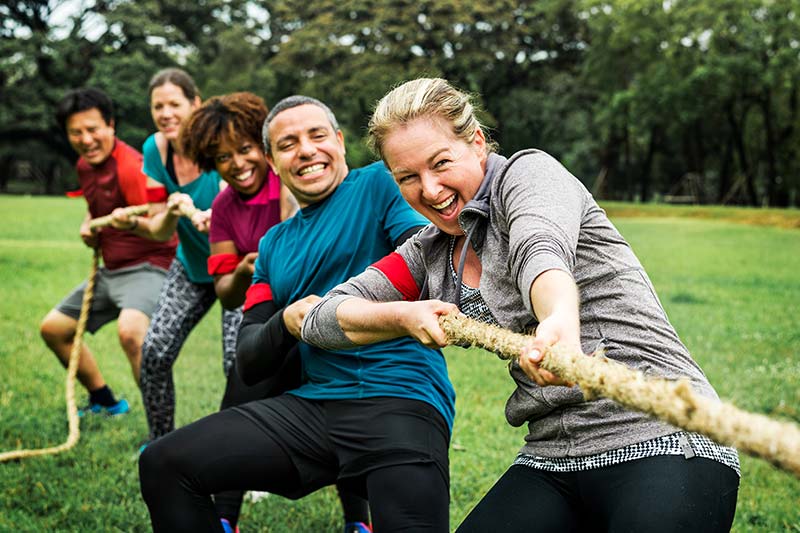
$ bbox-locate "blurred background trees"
[2,0,798,206]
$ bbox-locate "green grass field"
[1,195,798,532]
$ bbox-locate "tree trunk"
[761,91,778,206]
[0,155,11,192]
[726,103,757,206]
[717,137,733,204]
[692,119,707,203]
[639,126,658,202]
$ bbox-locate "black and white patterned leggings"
[140,259,242,441]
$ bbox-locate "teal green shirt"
[142,134,219,284]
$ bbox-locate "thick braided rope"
[175,203,199,219]
[87,202,198,231]
[88,204,149,229]
[0,249,100,462]
[439,313,800,478]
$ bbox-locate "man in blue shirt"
[140,96,455,533]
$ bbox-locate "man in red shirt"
[40,88,177,416]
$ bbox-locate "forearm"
[213,272,251,310]
[236,303,297,385]
[529,269,581,342]
[335,298,414,345]
[303,294,457,350]
[143,209,181,241]
[79,212,92,235]
[123,212,162,239]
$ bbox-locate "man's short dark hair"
[55,88,115,132]
[262,95,339,154]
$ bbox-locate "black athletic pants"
[456,456,739,532]
[140,395,450,532]
[212,349,302,526]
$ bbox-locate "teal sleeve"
[142,135,168,187]
[252,233,271,286]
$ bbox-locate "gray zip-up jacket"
[303,149,719,458]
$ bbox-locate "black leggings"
[140,404,449,532]
[456,456,739,533]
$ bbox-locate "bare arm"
[211,240,257,309]
[329,298,459,348]
[140,192,194,241]
[518,268,581,386]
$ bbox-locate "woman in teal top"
[134,68,243,443]
[142,132,219,283]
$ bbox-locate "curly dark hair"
[180,92,268,171]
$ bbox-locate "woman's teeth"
[235,169,252,182]
[432,195,456,210]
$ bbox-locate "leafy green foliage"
[2,0,800,204]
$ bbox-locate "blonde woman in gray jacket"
[302,78,740,532]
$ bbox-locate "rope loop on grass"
[438,313,800,479]
[0,249,99,462]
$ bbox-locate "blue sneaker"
[78,398,130,417]
[344,522,372,533]
[220,518,240,533]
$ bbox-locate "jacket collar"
[459,152,507,221]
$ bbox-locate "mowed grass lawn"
[1,194,798,532]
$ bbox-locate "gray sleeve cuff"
[301,294,360,350]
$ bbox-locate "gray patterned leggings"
[140,259,242,441]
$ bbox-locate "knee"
[139,445,161,499]
[40,312,73,345]
[118,326,144,358]
[139,439,182,499]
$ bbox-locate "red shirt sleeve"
[208,253,245,276]
[371,252,420,301]
[244,283,273,311]
[146,186,168,202]
[113,140,149,206]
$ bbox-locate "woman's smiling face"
[383,115,487,235]
[214,135,267,196]
[150,81,200,142]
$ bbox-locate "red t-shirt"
[77,139,177,270]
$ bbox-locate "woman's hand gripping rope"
[437,312,800,479]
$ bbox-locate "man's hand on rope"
[109,206,139,231]
[519,312,579,387]
[79,219,98,248]
[284,295,322,339]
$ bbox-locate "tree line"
[2,0,798,206]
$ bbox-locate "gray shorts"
[55,263,168,334]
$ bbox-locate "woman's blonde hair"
[367,78,495,160]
